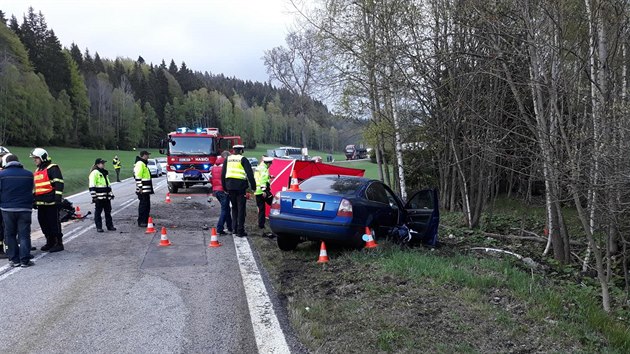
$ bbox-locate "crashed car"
[269,175,439,250]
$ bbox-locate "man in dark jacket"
[0,154,35,267]
[221,145,255,237]
[31,148,65,252]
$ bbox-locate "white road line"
[234,236,291,354]
[0,195,142,281]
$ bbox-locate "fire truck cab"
[159,127,241,193]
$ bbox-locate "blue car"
[269,175,439,250]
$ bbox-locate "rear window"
[299,176,364,197]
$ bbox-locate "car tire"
[168,182,179,194]
[277,234,298,251]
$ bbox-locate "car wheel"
[277,234,298,251]
[168,182,179,194]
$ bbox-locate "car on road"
[156,157,167,172]
[248,157,259,168]
[269,175,439,250]
[147,158,162,177]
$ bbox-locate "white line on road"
[234,236,291,354]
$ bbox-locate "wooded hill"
[0,8,358,150]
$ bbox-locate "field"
[5,144,380,195]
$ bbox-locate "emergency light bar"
[175,127,219,136]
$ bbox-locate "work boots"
[48,236,64,253]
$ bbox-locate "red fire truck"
[159,127,241,193]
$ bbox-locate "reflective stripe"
[34,168,53,195]
[254,163,270,195]
[225,155,246,180]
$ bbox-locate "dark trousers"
[94,199,114,229]
[228,190,247,235]
[255,194,272,229]
[114,168,121,182]
[137,194,151,225]
[215,191,232,233]
[38,205,62,247]
[2,211,31,264]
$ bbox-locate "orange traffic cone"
[364,226,378,249]
[75,206,82,218]
[208,227,222,248]
[145,216,156,233]
[288,170,301,191]
[317,241,329,263]
[165,192,172,204]
[158,227,172,246]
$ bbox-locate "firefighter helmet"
[30,148,50,162]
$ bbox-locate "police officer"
[134,151,153,227]
[112,155,122,182]
[89,158,116,232]
[31,148,65,252]
[254,156,274,236]
[221,145,255,237]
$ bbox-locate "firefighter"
[89,158,116,232]
[211,156,232,235]
[221,145,255,237]
[112,155,122,182]
[254,156,274,237]
[0,151,8,259]
[134,150,154,227]
[31,148,65,252]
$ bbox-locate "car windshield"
[299,176,364,197]
[274,148,301,157]
[170,137,214,155]
[148,160,156,165]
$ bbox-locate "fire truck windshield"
[169,137,214,155]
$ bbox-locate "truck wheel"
[168,182,179,194]
[277,234,298,251]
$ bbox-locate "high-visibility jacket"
[225,154,246,180]
[34,162,64,206]
[133,157,154,194]
[254,163,270,195]
[89,168,113,200]
[112,158,122,170]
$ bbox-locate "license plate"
[293,199,323,211]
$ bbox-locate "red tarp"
[265,159,365,216]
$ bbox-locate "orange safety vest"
[34,165,55,196]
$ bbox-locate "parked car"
[147,158,162,177]
[156,157,167,172]
[248,157,259,168]
[269,175,439,251]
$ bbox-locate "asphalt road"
[0,177,299,353]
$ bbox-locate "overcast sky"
[2,0,297,83]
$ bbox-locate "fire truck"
[159,127,241,193]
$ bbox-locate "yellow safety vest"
[225,155,246,180]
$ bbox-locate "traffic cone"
[158,227,172,246]
[208,227,222,248]
[317,241,329,263]
[75,206,82,218]
[145,216,156,233]
[364,226,378,249]
[288,170,301,191]
[165,192,172,204]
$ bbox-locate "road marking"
[234,236,291,354]
[0,188,159,281]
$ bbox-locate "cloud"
[3,0,295,82]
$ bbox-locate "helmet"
[1,153,16,168]
[30,148,49,162]
[215,156,225,165]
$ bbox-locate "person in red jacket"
[211,156,232,235]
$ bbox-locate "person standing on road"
[221,145,255,237]
[112,155,122,182]
[31,148,65,252]
[0,151,7,259]
[0,154,35,267]
[211,156,232,235]
[89,158,116,233]
[254,156,274,237]
[134,151,154,227]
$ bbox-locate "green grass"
[6,146,142,195]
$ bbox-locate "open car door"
[405,189,440,246]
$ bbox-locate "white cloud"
[2,0,296,82]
